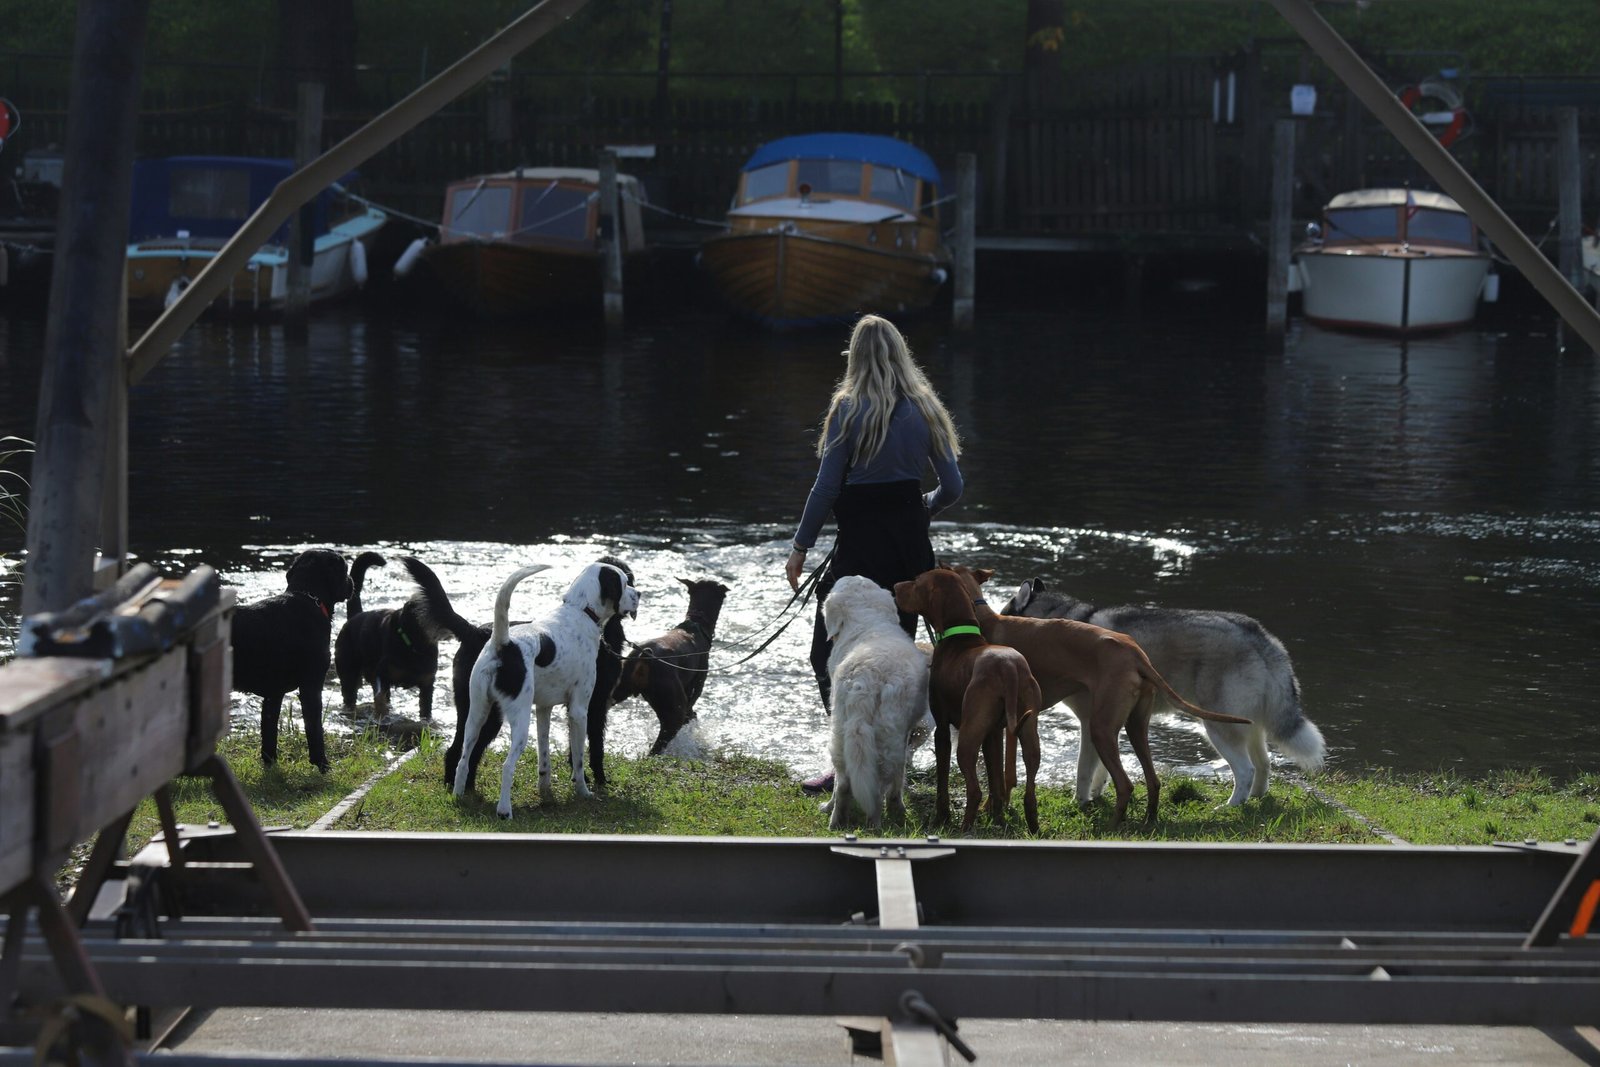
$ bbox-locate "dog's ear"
[1015,579,1035,608]
[677,576,693,591]
[1034,577,1049,593]
[598,564,623,610]
[974,568,994,585]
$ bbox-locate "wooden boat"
[1291,188,1496,334]
[698,133,951,328]
[406,167,649,316]
[124,156,387,315]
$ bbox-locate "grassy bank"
[111,725,1599,857]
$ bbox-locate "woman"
[784,314,964,792]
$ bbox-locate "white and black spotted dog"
[452,561,641,818]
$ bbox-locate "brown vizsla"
[893,568,1044,833]
[946,565,1252,826]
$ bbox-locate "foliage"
[0,437,31,660]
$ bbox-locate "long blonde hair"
[816,314,961,465]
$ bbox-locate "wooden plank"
[0,725,35,893]
[0,657,112,735]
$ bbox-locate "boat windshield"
[169,167,253,222]
[868,165,917,212]
[741,162,790,204]
[1323,206,1399,243]
[1405,207,1475,246]
[444,183,513,240]
[518,183,593,243]
[796,159,863,197]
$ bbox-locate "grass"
[74,721,1600,876]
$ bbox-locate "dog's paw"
[496,803,513,819]
[574,782,594,800]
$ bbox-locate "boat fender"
[1287,261,1304,294]
[164,276,190,310]
[1481,272,1499,304]
[350,238,369,288]
[930,267,949,285]
[394,236,429,278]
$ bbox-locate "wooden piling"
[952,152,976,330]
[599,149,624,329]
[22,0,151,616]
[1557,106,1582,291]
[286,80,325,326]
[1266,118,1297,340]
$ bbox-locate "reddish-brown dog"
[893,567,1044,833]
[945,565,1252,826]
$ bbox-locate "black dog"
[335,553,477,720]
[443,554,634,793]
[230,548,352,772]
[610,577,730,755]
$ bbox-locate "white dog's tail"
[1270,681,1327,772]
[492,565,550,646]
[839,679,888,818]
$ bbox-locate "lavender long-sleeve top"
[793,395,963,550]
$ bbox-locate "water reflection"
[1,304,1598,784]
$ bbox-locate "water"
[3,287,1599,785]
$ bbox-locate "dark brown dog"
[610,577,730,755]
[893,567,1043,833]
[945,564,1252,826]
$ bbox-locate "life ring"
[1398,80,1469,147]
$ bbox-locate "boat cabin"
[730,133,943,222]
[438,167,647,254]
[128,156,349,245]
[1316,188,1478,250]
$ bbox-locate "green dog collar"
[938,624,982,642]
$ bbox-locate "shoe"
[801,771,836,796]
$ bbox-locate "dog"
[1004,576,1325,805]
[229,548,352,772]
[451,561,641,818]
[818,576,932,831]
[893,567,1044,833]
[443,555,634,794]
[609,576,730,755]
[335,553,478,721]
[945,565,1252,826]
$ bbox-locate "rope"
[622,188,729,229]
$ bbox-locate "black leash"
[602,546,836,674]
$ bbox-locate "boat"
[697,132,951,328]
[0,144,60,301]
[1291,188,1496,334]
[124,156,388,315]
[402,167,650,316]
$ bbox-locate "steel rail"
[125,0,590,384]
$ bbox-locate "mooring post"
[22,0,151,617]
[1266,118,1297,341]
[285,80,325,328]
[599,149,624,330]
[1557,107,1582,292]
[952,151,976,330]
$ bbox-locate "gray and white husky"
[1002,578,1325,805]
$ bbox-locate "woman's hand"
[785,549,808,591]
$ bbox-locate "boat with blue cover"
[698,132,951,328]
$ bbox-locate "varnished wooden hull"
[419,240,603,317]
[699,228,950,328]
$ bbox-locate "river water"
[2,278,1598,786]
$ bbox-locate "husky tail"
[492,565,551,646]
[1269,676,1326,771]
[399,555,480,644]
[348,551,386,615]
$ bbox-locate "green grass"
[1314,767,1600,846]
[93,726,1600,868]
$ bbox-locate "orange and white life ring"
[1398,80,1469,147]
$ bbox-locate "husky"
[1002,578,1325,805]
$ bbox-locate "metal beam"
[1269,0,1600,353]
[126,0,590,384]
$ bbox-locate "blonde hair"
[816,314,961,465]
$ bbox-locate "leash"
[603,546,836,675]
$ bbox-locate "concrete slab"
[165,1008,1600,1066]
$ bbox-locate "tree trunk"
[276,0,358,108]
[1024,0,1065,107]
